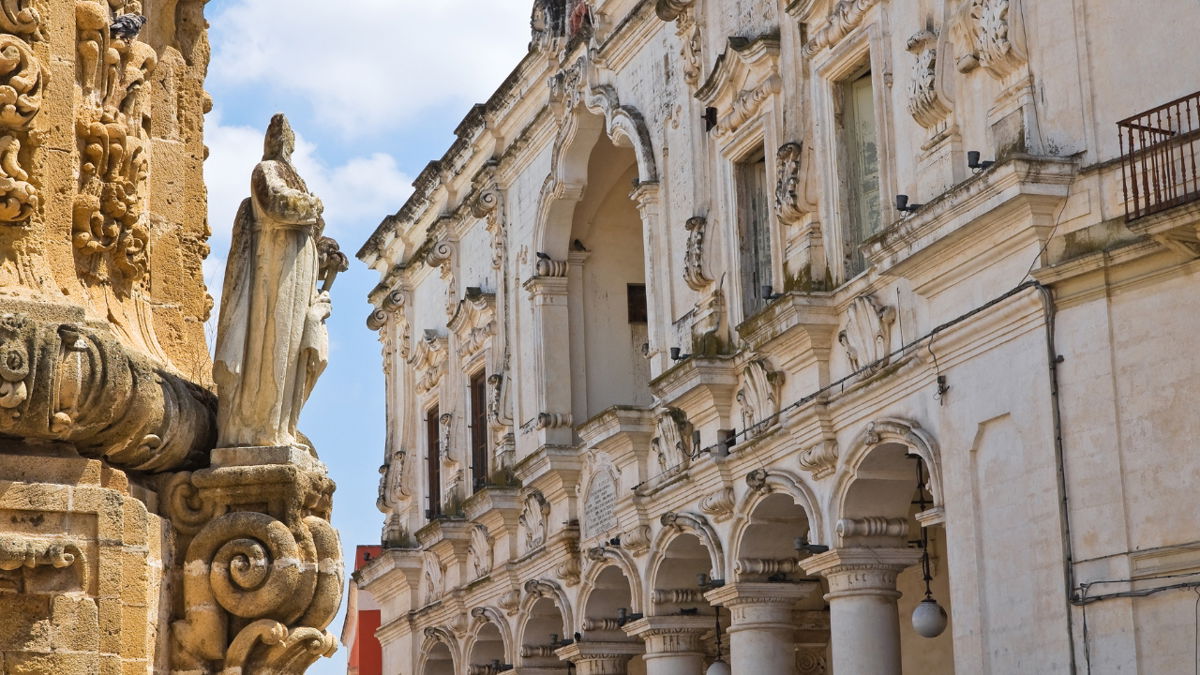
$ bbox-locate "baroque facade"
[0,2,343,673]
[357,0,1200,673]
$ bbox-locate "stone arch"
[649,511,726,584]
[579,546,645,618]
[517,579,575,643]
[736,468,825,546]
[464,607,514,668]
[829,417,942,542]
[581,84,658,184]
[418,626,460,675]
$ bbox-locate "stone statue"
[213,113,343,450]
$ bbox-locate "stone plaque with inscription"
[583,470,618,540]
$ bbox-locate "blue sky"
[202,2,533,671]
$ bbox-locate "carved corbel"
[906,30,953,130]
[839,294,896,374]
[682,216,713,291]
[798,440,839,479]
[737,356,784,438]
[699,487,735,520]
[951,0,1027,79]
[774,142,819,226]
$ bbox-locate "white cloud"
[209,0,533,137]
[202,109,413,333]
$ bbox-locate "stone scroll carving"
[775,142,819,226]
[655,1,703,87]
[168,464,343,674]
[73,0,160,285]
[520,491,551,554]
[0,311,214,472]
[469,524,494,580]
[951,0,1027,78]
[0,3,44,226]
[906,30,953,130]
[682,216,713,291]
[737,357,784,438]
[803,0,882,57]
[214,114,345,451]
[839,294,895,374]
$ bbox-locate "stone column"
[555,640,643,675]
[622,615,712,675]
[801,548,922,675]
[703,582,819,674]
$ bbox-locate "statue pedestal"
[211,444,326,473]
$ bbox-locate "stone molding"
[800,547,922,600]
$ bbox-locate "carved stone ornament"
[655,0,702,87]
[737,357,784,438]
[167,464,342,673]
[449,289,495,358]
[214,114,340,450]
[951,0,1027,78]
[798,440,839,479]
[519,491,552,554]
[0,311,214,472]
[622,525,652,556]
[839,294,896,374]
[699,487,735,520]
[423,552,445,606]
[775,142,818,226]
[535,253,569,278]
[376,449,410,513]
[469,524,494,580]
[410,331,448,395]
[651,405,693,476]
[0,28,43,225]
[803,0,882,57]
[683,216,713,291]
[906,30,953,129]
[0,535,84,572]
[439,412,454,464]
[487,372,514,429]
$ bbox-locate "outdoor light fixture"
[911,460,949,638]
[670,347,691,361]
[608,536,621,547]
[706,606,732,675]
[967,150,994,171]
[794,535,830,556]
[761,285,783,301]
[895,194,923,213]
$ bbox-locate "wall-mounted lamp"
[794,536,830,556]
[760,285,783,301]
[670,347,692,361]
[967,150,995,171]
[896,194,924,213]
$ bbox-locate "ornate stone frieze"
[736,356,784,437]
[0,12,44,226]
[839,294,896,374]
[951,0,1027,78]
[775,142,819,226]
[682,216,713,291]
[519,490,551,554]
[803,0,882,57]
[906,30,953,129]
[0,310,214,471]
[651,405,692,476]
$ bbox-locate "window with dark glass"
[426,404,441,518]
[841,69,881,276]
[737,152,772,317]
[469,371,488,492]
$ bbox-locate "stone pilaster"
[623,615,712,675]
[555,640,644,675]
[801,547,922,675]
[704,581,819,674]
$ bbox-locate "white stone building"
[355,0,1200,672]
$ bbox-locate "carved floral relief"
[0,8,44,225]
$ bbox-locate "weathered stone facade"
[0,2,343,673]
[359,0,1200,673]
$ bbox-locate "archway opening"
[651,533,722,668]
[521,597,568,671]
[841,442,955,671]
[581,565,646,673]
[468,621,507,672]
[567,132,652,423]
[737,493,829,670]
[422,640,453,675]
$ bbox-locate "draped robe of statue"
[214,114,330,449]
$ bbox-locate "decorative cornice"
[802,0,881,57]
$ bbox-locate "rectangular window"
[842,69,881,276]
[469,371,488,492]
[737,152,772,317]
[426,404,441,518]
[626,284,648,324]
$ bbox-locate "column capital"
[555,640,644,675]
[703,581,818,608]
[622,615,713,655]
[800,547,922,600]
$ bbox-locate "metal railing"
[1119,90,1200,221]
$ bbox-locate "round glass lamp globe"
[706,659,732,675]
[912,598,949,638]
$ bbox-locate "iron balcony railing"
[1119,90,1200,221]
